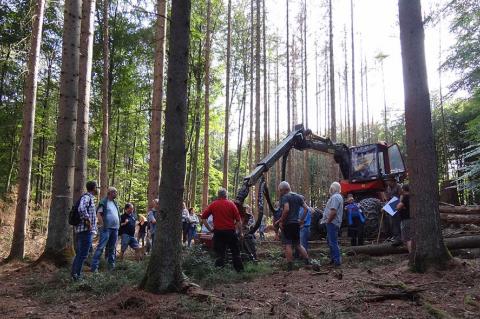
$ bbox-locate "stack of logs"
[439,205,480,225]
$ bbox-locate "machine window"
[350,145,378,180]
[388,144,406,174]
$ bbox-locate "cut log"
[440,213,480,225]
[309,236,480,256]
[439,205,480,215]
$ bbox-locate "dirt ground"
[1,237,479,319]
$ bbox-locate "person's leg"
[392,213,402,243]
[106,229,118,269]
[300,226,310,252]
[91,228,111,272]
[187,226,193,247]
[71,231,91,279]
[213,231,227,267]
[228,232,244,272]
[326,223,341,266]
[120,233,129,259]
[358,223,365,246]
[284,244,293,262]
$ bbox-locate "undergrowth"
[182,246,274,287]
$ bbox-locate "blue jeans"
[300,226,310,251]
[121,233,139,252]
[188,225,197,247]
[326,223,341,266]
[71,231,93,279]
[91,227,118,271]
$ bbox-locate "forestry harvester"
[234,124,407,241]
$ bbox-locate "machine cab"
[349,143,406,183]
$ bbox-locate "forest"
[0,0,479,317]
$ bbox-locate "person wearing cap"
[71,181,98,281]
[90,186,120,272]
[119,203,140,259]
[201,188,244,272]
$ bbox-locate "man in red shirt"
[202,188,244,272]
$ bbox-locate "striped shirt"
[74,193,97,234]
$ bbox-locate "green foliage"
[443,0,480,93]
[26,259,148,303]
[182,246,273,287]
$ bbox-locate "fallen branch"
[309,236,480,256]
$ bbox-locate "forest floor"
[1,233,480,319]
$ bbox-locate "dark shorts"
[281,223,300,245]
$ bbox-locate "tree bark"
[100,0,110,197]
[439,206,480,214]
[440,214,480,224]
[286,0,290,133]
[8,0,46,260]
[255,0,261,164]
[222,0,232,189]
[147,0,167,206]
[141,0,191,293]
[201,0,212,210]
[350,0,356,146]
[328,0,336,140]
[74,0,96,201]
[41,0,81,265]
[398,0,451,271]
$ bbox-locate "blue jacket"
[346,203,366,225]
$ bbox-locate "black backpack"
[68,194,92,226]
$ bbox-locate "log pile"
[439,205,480,225]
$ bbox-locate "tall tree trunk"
[262,0,268,157]
[8,0,46,260]
[100,0,110,197]
[248,0,254,207]
[286,0,290,133]
[255,0,261,164]
[110,109,120,185]
[328,0,336,140]
[189,46,203,209]
[360,50,365,144]
[275,41,280,186]
[398,0,451,271]
[201,0,212,210]
[365,57,370,142]
[141,0,191,292]
[350,0,356,145]
[222,0,232,189]
[41,0,81,265]
[234,69,247,193]
[303,0,308,129]
[343,31,351,145]
[74,0,96,201]
[34,54,53,206]
[147,0,167,206]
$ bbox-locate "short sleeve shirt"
[201,199,241,231]
[280,192,305,225]
[322,193,344,228]
[147,210,157,234]
[120,213,136,236]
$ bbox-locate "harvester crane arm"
[235,124,350,234]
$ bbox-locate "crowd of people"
[70,177,412,280]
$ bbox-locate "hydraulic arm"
[235,124,350,234]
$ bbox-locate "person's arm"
[299,203,310,225]
[396,195,405,211]
[121,215,129,226]
[277,202,289,228]
[148,212,157,224]
[96,205,104,227]
[327,208,337,224]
